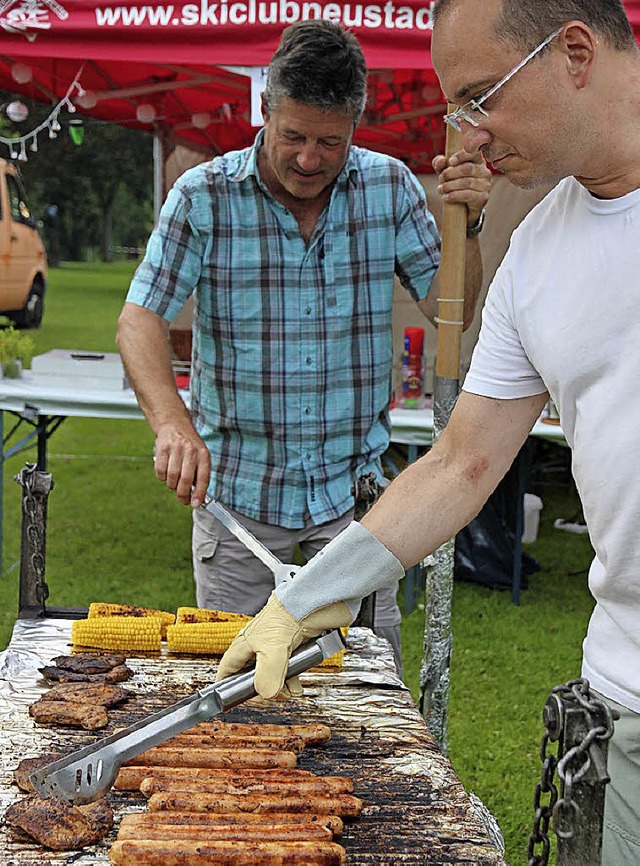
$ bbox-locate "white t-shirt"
[464,176,640,712]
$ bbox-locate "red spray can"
[399,326,424,408]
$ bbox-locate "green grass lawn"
[1,261,596,865]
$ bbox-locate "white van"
[0,158,47,328]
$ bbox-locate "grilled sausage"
[118,811,343,834]
[109,839,346,864]
[161,734,307,753]
[123,747,297,769]
[116,821,333,841]
[189,721,331,745]
[115,766,312,791]
[147,791,363,818]
[139,775,354,797]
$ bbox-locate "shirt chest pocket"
[323,228,394,318]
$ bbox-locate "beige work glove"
[215,592,352,700]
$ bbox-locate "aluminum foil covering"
[0,618,505,865]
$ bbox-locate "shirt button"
[306,357,313,365]
[304,407,310,415]
[305,307,311,315]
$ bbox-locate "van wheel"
[12,280,44,329]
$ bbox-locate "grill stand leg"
[16,463,53,619]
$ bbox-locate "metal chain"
[16,463,50,605]
[527,678,616,866]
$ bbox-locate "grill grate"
[0,620,505,865]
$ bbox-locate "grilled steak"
[5,794,113,850]
[29,699,109,730]
[39,663,133,683]
[38,682,130,707]
[13,754,64,792]
[52,653,126,673]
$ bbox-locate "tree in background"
[0,93,154,263]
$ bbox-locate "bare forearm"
[117,302,191,434]
[117,302,210,505]
[362,391,548,568]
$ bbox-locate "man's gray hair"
[263,20,368,123]
[434,0,636,52]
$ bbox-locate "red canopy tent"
[0,0,446,172]
[0,0,638,173]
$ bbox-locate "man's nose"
[296,142,322,171]
[460,123,491,154]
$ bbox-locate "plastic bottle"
[399,326,425,409]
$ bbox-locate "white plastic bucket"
[522,493,543,543]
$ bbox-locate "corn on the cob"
[88,603,175,638]
[72,616,163,651]
[175,606,251,625]
[167,620,249,655]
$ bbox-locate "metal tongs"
[201,495,298,585]
[30,630,345,804]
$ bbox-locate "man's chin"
[286,181,325,200]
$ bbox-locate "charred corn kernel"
[167,620,250,655]
[72,616,162,651]
[176,606,251,625]
[88,603,175,638]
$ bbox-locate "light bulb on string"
[75,90,97,110]
[6,100,28,123]
[136,103,156,123]
[191,111,211,130]
[48,126,58,139]
[29,137,38,153]
[18,141,27,162]
[11,62,32,84]
[51,118,61,132]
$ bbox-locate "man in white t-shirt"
[218,1,640,861]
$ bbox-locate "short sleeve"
[394,169,441,302]
[463,257,547,399]
[126,180,206,322]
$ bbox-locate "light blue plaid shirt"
[127,133,440,528]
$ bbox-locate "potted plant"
[0,319,34,378]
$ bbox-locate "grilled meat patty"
[5,794,113,850]
[39,663,133,683]
[29,699,109,730]
[37,682,130,707]
[51,653,126,673]
[13,754,65,792]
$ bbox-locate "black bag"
[454,447,540,590]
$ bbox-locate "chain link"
[16,463,50,606]
[527,678,615,866]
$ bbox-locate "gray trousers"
[192,506,403,678]
[593,691,640,865]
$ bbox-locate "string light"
[0,65,85,161]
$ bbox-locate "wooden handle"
[435,107,468,380]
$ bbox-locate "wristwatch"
[466,207,486,239]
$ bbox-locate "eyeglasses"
[443,27,563,131]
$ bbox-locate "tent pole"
[419,115,467,752]
[153,133,164,225]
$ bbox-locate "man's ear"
[261,93,269,123]
[560,21,597,89]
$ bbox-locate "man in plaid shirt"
[118,20,490,676]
